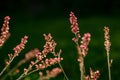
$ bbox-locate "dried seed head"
[104,26,111,53]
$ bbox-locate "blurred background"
[0,0,120,80]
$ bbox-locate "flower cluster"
[42,33,57,56]
[7,36,28,64]
[89,68,100,80]
[13,36,28,57]
[80,33,91,57]
[104,26,112,80]
[25,48,39,61]
[0,48,39,80]
[69,12,91,57]
[39,67,62,80]
[0,16,10,47]
[0,16,63,80]
[35,57,63,70]
[17,33,63,80]
[70,12,100,80]
[70,11,79,34]
[104,26,111,53]
[0,35,28,77]
[0,12,113,80]
[70,11,80,43]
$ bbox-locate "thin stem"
[79,57,85,80]
[74,33,87,80]
[51,50,69,80]
[0,64,9,76]
[16,73,25,80]
[16,69,38,80]
[77,46,85,80]
[58,62,69,80]
[0,56,15,76]
[107,52,111,80]
[0,59,26,80]
[16,60,39,80]
[27,69,38,76]
[75,33,79,46]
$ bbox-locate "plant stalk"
[77,46,85,80]
[107,52,111,80]
[58,62,69,80]
[0,56,15,76]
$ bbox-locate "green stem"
[0,56,15,76]
[16,73,25,80]
[107,52,111,80]
[0,64,9,76]
[51,50,69,80]
[16,69,38,80]
[1,59,26,80]
[58,62,69,80]
[16,60,39,80]
[27,69,38,76]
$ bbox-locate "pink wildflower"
[43,34,56,53]
[35,57,63,70]
[46,68,62,77]
[70,12,81,44]
[21,34,63,79]
[13,36,28,57]
[39,68,62,80]
[70,12,80,35]
[80,33,91,57]
[90,68,100,80]
[25,48,39,61]
[0,16,10,47]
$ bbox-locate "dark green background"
[0,0,120,80]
